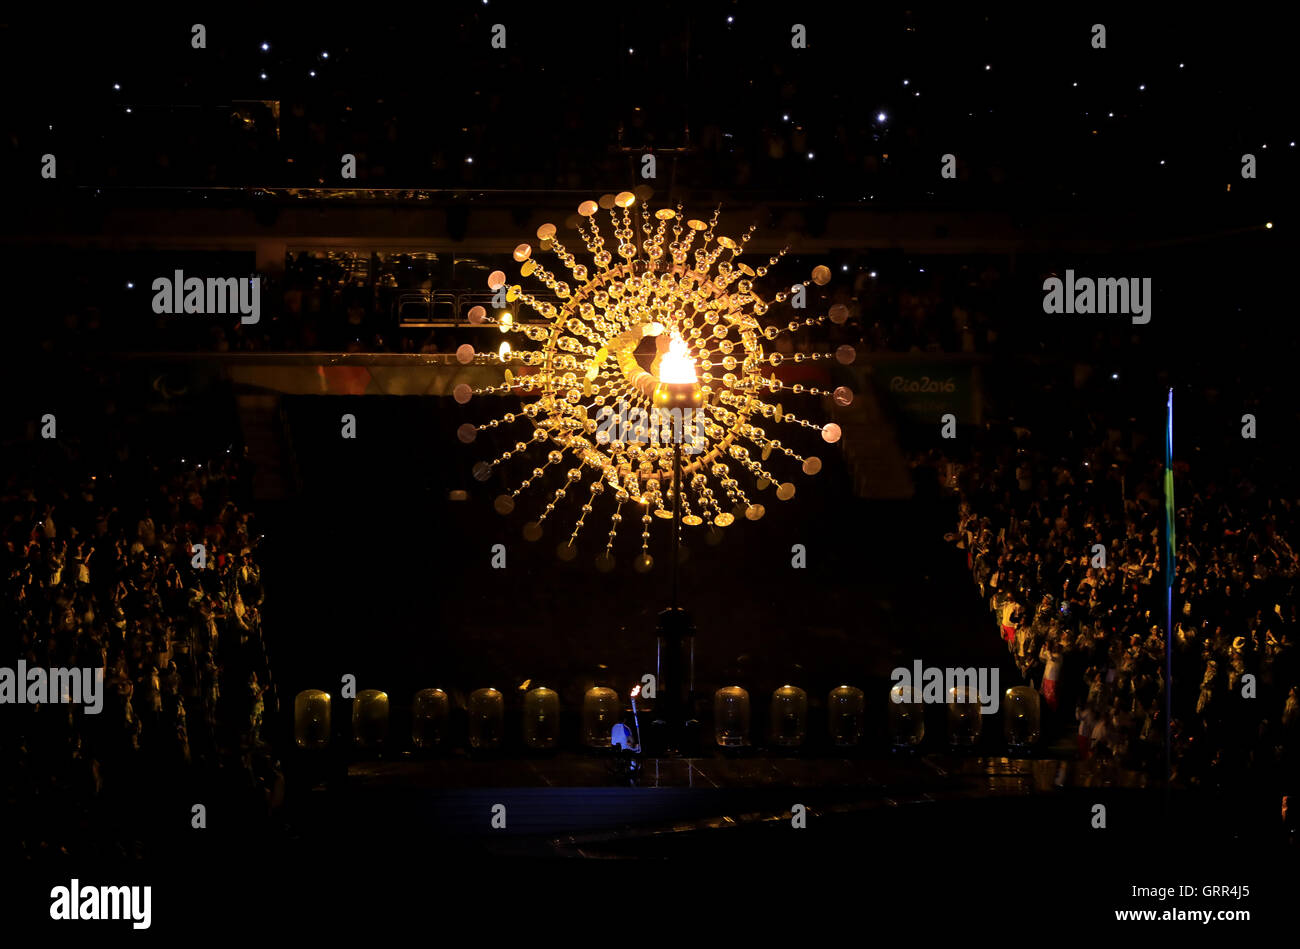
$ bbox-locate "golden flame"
[658,332,697,384]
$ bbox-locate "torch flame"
[658,332,698,384]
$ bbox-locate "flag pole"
[1164,387,1175,807]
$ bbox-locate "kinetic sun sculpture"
[455,190,853,571]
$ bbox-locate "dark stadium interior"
[2,6,1297,931]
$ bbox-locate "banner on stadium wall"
[853,360,979,424]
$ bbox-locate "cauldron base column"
[645,607,698,755]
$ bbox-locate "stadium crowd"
[1,445,281,857]
[930,424,1300,787]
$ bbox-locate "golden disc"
[536,223,557,240]
[745,503,766,521]
[522,521,543,542]
[494,495,516,515]
[802,456,822,476]
[682,514,703,526]
[776,482,796,501]
[811,265,832,286]
[713,512,735,527]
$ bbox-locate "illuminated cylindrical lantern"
[468,688,505,750]
[769,685,808,747]
[888,684,926,748]
[523,687,561,750]
[581,686,620,748]
[411,688,450,749]
[352,689,389,748]
[947,685,983,747]
[294,689,331,750]
[827,685,864,746]
[714,686,751,747]
[1003,686,1041,751]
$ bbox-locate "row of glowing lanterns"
[293,684,1042,751]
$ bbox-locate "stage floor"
[309,753,1161,854]
[346,752,1150,791]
